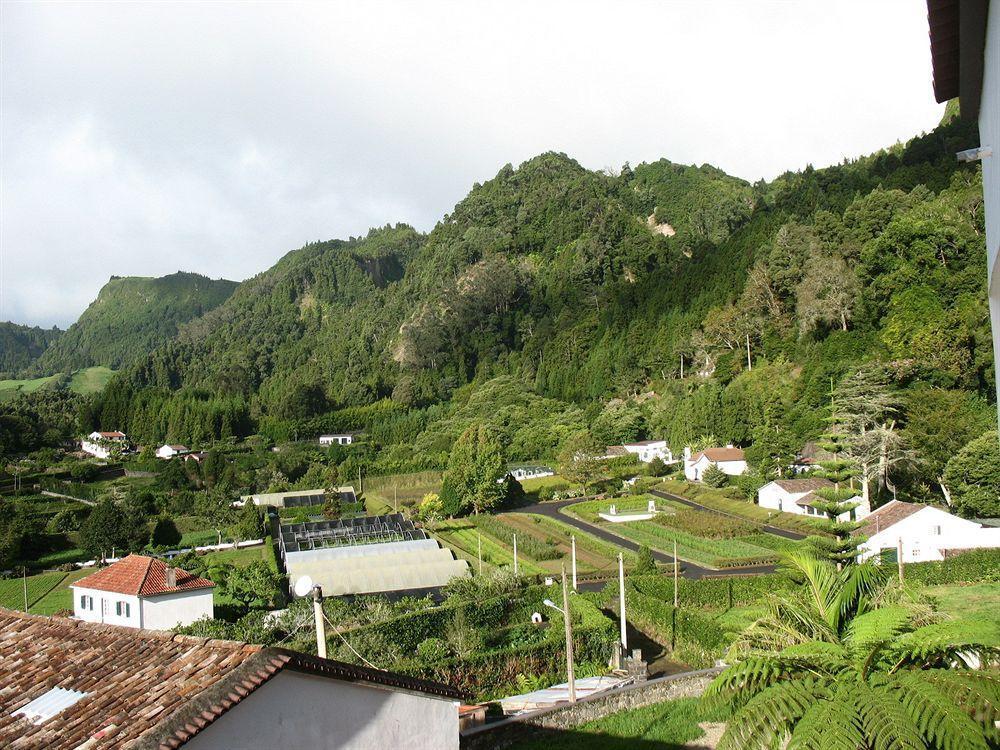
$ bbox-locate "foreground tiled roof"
[860,500,927,536]
[772,478,833,493]
[72,556,215,597]
[0,610,461,749]
[691,447,745,463]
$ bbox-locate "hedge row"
[622,587,725,669]
[906,549,1000,585]
[629,573,793,610]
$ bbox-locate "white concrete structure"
[758,478,870,521]
[71,555,214,630]
[320,433,354,446]
[683,446,747,481]
[506,464,555,481]
[80,430,127,459]
[928,2,999,418]
[858,500,1000,563]
[599,499,658,523]
[155,443,189,459]
[621,440,673,463]
[183,669,459,750]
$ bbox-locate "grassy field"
[507,697,725,749]
[502,513,625,575]
[598,519,778,569]
[364,471,443,514]
[921,582,1000,623]
[0,568,93,615]
[431,519,548,575]
[0,366,116,399]
[656,479,821,535]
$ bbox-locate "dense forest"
[0,323,62,378]
[3,109,995,510]
[25,271,238,376]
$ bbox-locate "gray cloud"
[1,0,944,327]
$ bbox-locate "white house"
[71,554,214,630]
[506,464,555,481]
[80,430,127,459]
[757,478,870,521]
[320,433,355,446]
[620,440,673,463]
[684,446,747,481]
[156,443,190,459]
[927,2,1000,421]
[858,500,1000,564]
[0,609,462,749]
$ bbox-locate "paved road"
[649,489,806,541]
[512,497,778,580]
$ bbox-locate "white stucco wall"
[141,589,214,630]
[182,671,459,750]
[72,587,141,627]
[758,483,802,512]
[983,6,1000,420]
[623,442,672,463]
[859,506,1000,562]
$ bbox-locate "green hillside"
[0,366,116,402]
[0,322,62,377]
[27,271,238,376]
[70,114,997,504]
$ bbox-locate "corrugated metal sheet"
[12,687,88,725]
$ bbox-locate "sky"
[1,1,945,328]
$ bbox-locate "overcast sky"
[1,1,944,328]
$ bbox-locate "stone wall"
[460,668,721,750]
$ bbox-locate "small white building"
[156,443,190,459]
[684,446,747,481]
[80,430,127,459]
[320,433,355,446]
[858,500,1000,564]
[758,478,869,521]
[506,464,555,482]
[620,440,673,463]
[71,554,214,630]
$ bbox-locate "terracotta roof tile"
[0,609,461,749]
[72,556,214,598]
[860,500,927,536]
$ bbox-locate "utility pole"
[478,533,482,575]
[513,533,518,576]
[897,538,904,585]
[673,540,679,608]
[22,568,28,613]
[312,585,327,659]
[746,333,752,371]
[680,354,684,380]
[617,553,627,653]
[393,485,398,513]
[571,535,577,591]
[561,565,576,703]
[358,467,363,494]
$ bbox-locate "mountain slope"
[0,322,62,377]
[28,272,238,375]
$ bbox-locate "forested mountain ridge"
[79,113,995,505]
[26,271,238,376]
[0,322,62,378]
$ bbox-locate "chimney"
[165,565,177,588]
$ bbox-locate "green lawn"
[507,697,724,749]
[920,582,1000,623]
[0,366,115,398]
[69,366,116,394]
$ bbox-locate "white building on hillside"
[758,478,870,521]
[320,433,355,446]
[684,446,746,481]
[71,555,214,630]
[858,500,1000,564]
[156,443,189,459]
[621,440,673,463]
[80,431,127,459]
[506,464,555,481]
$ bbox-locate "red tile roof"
[690,447,745,463]
[97,431,126,438]
[772,478,833,493]
[0,610,461,749]
[72,556,214,598]
[860,500,927,536]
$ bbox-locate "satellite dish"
[293,575,314,598]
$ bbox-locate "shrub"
[634,544,657,574]
[702,464,729,488]
[906,548,1000,585]
[149,516,182,548]
[416,637,451,663]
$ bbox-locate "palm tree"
[706,553,1000,749]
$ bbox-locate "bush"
[906,548,1000,585]
[702,464,729,488]
[69,462,101,481]
[634,544,657,574]
[416,637,451,663]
